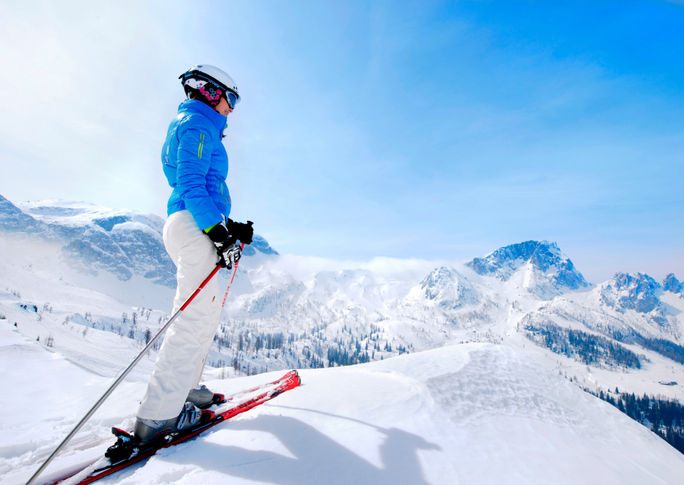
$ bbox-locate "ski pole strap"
[221,242,244,308]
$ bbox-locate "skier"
[134,64,254,443]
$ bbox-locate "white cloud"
[0,1,187,213]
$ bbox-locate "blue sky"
[1,1,683,282]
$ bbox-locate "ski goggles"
[224,90,239,110]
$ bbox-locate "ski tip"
[289,369,302,387]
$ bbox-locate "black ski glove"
[205,220,253,268]
[226,219,254,245]
[206,223,241,269]
[220,243,242,270]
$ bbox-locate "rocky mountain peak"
[418,266,478,309]
[600,272,661,314]
[466,240,589,293]
[662,273,683,294]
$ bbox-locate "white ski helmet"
[179,64,240,109]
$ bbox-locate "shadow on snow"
[163,407,440,485]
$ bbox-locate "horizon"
[1,1,683,283]
[3,190,681,285]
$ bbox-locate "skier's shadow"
[164,406,440,485]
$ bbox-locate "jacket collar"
[178,99,227,133]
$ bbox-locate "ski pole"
[26,259,238,485]
[196,243,245,384]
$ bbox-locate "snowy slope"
[2,322,683,485]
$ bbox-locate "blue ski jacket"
[161,99,231,231]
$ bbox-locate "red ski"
[46,370,301,485]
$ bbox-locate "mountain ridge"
[0,194,278,289]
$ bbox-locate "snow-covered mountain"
[2,195,682,394]
[663,273,684,294]
[467,240,590,298]
[214,239,682,397]
[0,194,175,287]
[0,194,276,307]
[520,270,682,371]
[1,193,683,482]
[412,266,480,309]
[600,272,663,314]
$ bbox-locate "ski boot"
[105,402,213,462]
[187,384,226,409]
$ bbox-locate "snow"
[0,231,173,310]
[4,196,682,403]
[2,197,684,484]
[17,199,134,228]
[110,221,162,241]
[1,321,683,485]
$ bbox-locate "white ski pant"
[137,210,222,421]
